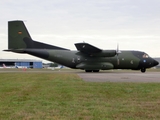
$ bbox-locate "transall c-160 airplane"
[4,21,159,72]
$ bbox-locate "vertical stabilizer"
[8,20,31,49]
[7,20,69,50]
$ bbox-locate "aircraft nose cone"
[153,60,159,66]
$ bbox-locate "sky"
[0,0,160,62]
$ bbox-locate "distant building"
[0,59,42,68]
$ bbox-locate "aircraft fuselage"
[21,49,158,72]
[5,20,159,73]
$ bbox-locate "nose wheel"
[141,68,146,73]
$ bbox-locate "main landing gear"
[85,70,100,72]
[141,68,146,73]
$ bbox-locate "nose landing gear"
[141,68,146,73]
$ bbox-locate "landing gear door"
[77,56,81,63]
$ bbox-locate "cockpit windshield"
[143,53,149,58]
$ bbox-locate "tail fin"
[3,64,6,68]
[8,20,69,50]
[8,20,32,49]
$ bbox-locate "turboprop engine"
[91,50,116,57]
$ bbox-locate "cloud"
[0,0,160,61]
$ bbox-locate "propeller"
[116,44,121,65]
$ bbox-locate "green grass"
[0,73,160,119]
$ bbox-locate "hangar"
[0,59,42,68]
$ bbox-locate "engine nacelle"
[91,50,116,57]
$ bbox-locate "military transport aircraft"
[4,20,159,72]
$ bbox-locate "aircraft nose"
[153,60,159,66]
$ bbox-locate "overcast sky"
[0,0,160,62]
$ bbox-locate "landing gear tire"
[85,70,100,72]
[93,70,99,72]
[85,70,92,72]
[141,68,146,73]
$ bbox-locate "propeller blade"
[116,44,121,65]
[116,44,121,55]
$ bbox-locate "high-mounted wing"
[75,43,117,57]
[75,43,102,54]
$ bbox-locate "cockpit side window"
[143,54,149,58]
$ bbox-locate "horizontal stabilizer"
[3,49,25,53]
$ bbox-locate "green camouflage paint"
[4,21,159,72]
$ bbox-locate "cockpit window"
[143,54,149,58]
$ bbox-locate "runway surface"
[0,69,159,82]
[77,72,160,82]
